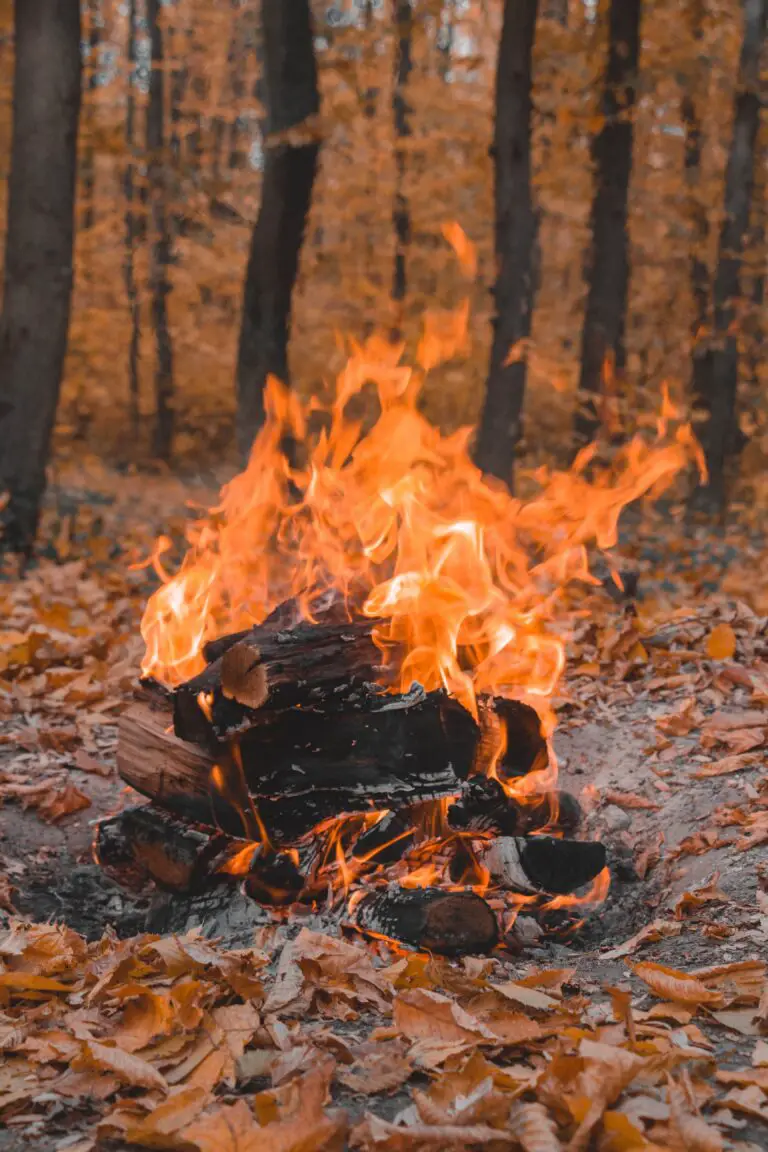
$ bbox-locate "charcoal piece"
[352,811,415,864]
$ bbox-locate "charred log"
[174,618,384,743]
[481,835,606,895]
[354,886,499,955]
[448,776,582,838]
[352,810,415,864]
[95,806,228,894]
[118,689,477,843]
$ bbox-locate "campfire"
[96,230,701,954]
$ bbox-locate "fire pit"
[95,323,698,954]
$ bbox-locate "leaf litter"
[1,474,768,1147]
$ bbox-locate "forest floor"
[0,465,767,1151]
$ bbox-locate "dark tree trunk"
[692,0,766,509]
[745,122,765,393]
[235,0,320,462]
[681,0,710,415]
[147,0,175,461]
[391,0,413,329]
[473,0,539,487]
[0,0,82,556]
[124,0,140,436]
[573,0,641,447]
[81,0,100,232]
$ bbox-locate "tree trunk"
[147,0,174,461]
[681,0,710,418]
[0,0,82,556]
[235,0,320,462]
[81,0,100,232]
[391,0,413,332]
[124,0,140,436]
[692,0,766,509]
[473,0,539,487]
[573,0,641,447]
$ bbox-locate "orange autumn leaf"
[705,623,737,661]
[631,963,724,1008]
[73,1040,169,1092]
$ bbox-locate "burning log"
[117,686,478,843]
[354,886,499,955]
[447,776,582,838]
[352,810,415,864]
[478,835,606,896]
[175,618,386,743]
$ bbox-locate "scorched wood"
[448,776,582,838]
[174,617,385,742]
[117,686,478,843]
[96,805,227,894]
[475,835,607,896]
[354,886,499,954]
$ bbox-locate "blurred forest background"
[0,0,765,498]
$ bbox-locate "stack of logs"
[97,600,607,955]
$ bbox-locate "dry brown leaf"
[673,875,728,919]
[393,988,496,1045]
[352,1114,509,1148]
[73,1040,168,1092]
[667,1076,722,1152]
[509,1100,562,1151]
[124,1085,211,1145]
[691,753,758,778]
[110,985,175,1052]
[36,781,92,822]
[338,1043,413,1096]
[73,748,113,776]
[705,624,736,661]
[600,920,680,960]
[631,963,724,1008]
[179,1098,264,1152]
[602,790,660,811]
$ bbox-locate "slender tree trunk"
[147,0,174,460]
[692,0,766,508]
[682,0,710,411]
[746,121,766,393]
[473,0,539,487]
[82,0,100,232]
[391,0,413,331]
[235,0,320,461]
[124,0,140,435]
[0,0,82,556]
[573,0,641,447]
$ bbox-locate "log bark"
[691,0,766,509]
[0,0,82,555]
[174,618,384,743]
[574,0,641,447]
[118,689,477,843]
[474,0,539,488]
[235,0,320,460]
[96,806,227,894]
[354,887,499,954]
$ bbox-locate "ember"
[100,228,702,952]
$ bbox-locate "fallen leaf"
[667,1075,723,1151]
[601,920,681,960]
[509,1100,561,1150]
[124,1086,211,1145]
[705,624,736,661]
[393,988,496,1045]
[37,781,91,822]
[73,1040,168,1092]
[691,753,758,779]
[631,963,724,1008]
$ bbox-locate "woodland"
[0,1,767,1151]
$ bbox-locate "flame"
[138,222,701,927]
